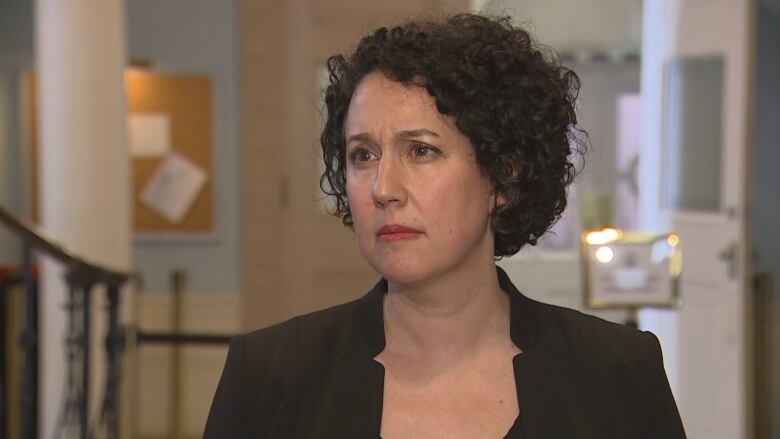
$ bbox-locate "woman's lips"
[377,225,422,242]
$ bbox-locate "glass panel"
[662,56,723,212]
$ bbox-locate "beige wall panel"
[309,271,383,311]
[134,293,239,439]
[239,0,290,330]
[136,346,174,437]
[311,0,434,31]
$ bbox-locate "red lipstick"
[376,224,422,242]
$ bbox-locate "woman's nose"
[372,157,406,207]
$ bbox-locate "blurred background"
[0,0,777,438]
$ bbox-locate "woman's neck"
[382,261,511,366]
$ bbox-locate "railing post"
[102,282,122,439]
[1,277,7,439]
[81,282,91,439]
[60,270,94,439]
[20,245,38,439]
[170,270,186,439]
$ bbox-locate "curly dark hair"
[320,13,586,257]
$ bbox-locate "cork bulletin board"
[25,72,214,235]
[126,72,214,234]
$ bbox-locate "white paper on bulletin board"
[140,152,207,223]
[128,113,171,157]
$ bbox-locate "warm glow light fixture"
[584,227,623,245]
[595,246,615,263]
[581,227,683,312]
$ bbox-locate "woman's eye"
[350,148,376,164]
[410,143,439,159]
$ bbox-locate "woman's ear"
[491,190,508,210]
[491,161,519,210]
[488,184,512,215]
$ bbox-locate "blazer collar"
[354,265,584,438]
[355,265,541,356]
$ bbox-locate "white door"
[639,1,753,438]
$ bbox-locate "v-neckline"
[357,266,536,438]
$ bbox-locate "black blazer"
[204,267,686,438]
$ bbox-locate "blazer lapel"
[513,336,585,438]
[499,267,586,439]
[353,279,388,438]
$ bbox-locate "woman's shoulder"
[204,297,372,437]
[525,296,664,365]
[244,295,364,339]
[235,295,368,370]
[523,298,685,436]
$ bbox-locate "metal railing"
[0,205,129,439]
[1,205,237,439]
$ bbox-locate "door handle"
[718,242,739,280]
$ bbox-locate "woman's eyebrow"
[346,129,439,145]
[346,132,374,145]
[397,129,439,139]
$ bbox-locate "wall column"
[35,1,131,437]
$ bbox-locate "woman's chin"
[370,259,432,287]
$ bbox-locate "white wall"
[482,0,643,53]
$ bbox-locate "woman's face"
[344,72,496,286]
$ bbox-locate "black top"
[204,267,686,438]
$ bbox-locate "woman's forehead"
[345,72,453,137]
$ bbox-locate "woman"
[204,13,686,439]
